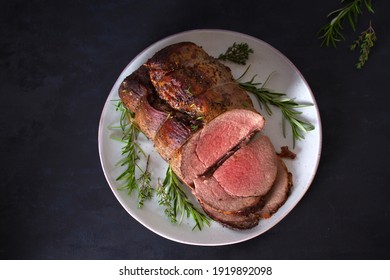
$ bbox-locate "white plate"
[98,29,322,246]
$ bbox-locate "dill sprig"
[237,67,315,147]
[318,0,375,47]
[115,101,152,207]
[350,20,376,69]
[218,42,254,65]
[157,165,211,231]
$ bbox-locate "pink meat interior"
[213,135,277,197]
[195,109,264,168]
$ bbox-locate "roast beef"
[191,135,277,212]
[196,109,265,168]
[118,42,293,230]
[257,157,293,218]
[213,135,278,197]
[171,109,265,186]
[119,65,153,114]
[200,201,260,230]
[119,65,202,161]
[119,43,255,161]
[146,42,254,122]
[196,155,292,229]
[193,176,263,214]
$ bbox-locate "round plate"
[98,29,322,246]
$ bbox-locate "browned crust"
[154,116,192,161]
[257,157,293,219]
[146,42,254,119]
[200,200,260,230]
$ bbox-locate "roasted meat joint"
[119,42,292,229]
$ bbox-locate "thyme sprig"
[237,67,315,147]
[137,155,153,208]
[350,20,376,69]
[218,42,254,65]
[318,0,375,47]
[157,165,211,231]
[115,101,153,207]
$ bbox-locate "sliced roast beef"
[171,109,265,186]
[193,176,263,214]
[169,131,204,187]
[200,201,260,230]
[196,109,265,168]
[198,156,292,229]
[213,135,278,197]
[257,157,293,218]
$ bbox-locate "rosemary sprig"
[237,67,314,147]
[350,20,376,69]
[318,0,375,47]
[115,101,152,207]
[115,101,142,194]
[157,165,211,230]
[218,42,254,65]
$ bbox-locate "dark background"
[1,0,389,259]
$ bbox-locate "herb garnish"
[115,101,152,204]
[218,42,253,65]
[350,20,376,69]
[318,0,376,68]
[237,67,315,147]
[157,165,211,231]
[318,0,375,47]
[219,43,315,146]
[137,155,153,208]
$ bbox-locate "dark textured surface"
[1,0,389,259]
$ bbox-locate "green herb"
[115,101,143,194]
[115,101,152,207]
[137,155,154,208]
[318,0,375,47]
[237,67,315,147]
[191,124,199,131]
[350,20,376,69]
[157,165,211,230]
[218,42,254,65]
